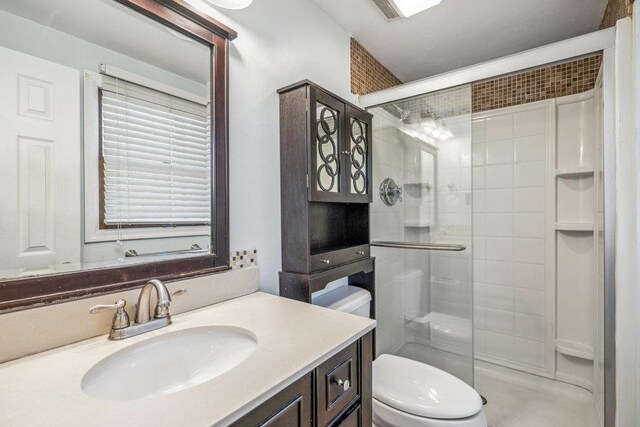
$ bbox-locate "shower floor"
[475,360,600,427]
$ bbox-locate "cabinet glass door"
[310,88,344,202]
[346,106,372,203]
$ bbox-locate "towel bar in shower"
[370,241,466,251]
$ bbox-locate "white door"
[0,46,81,277]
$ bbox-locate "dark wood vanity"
[232,332,373,427]
[277,81,375,309]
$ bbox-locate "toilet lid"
[373,354,482,420]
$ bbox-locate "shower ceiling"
[312,0,607,81]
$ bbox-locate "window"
[99,75,211,228]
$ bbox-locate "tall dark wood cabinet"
[277,80,375,310]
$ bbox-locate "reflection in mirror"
[0,0,212,280]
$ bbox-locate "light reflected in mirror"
[0,0,212,280]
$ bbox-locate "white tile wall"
[472,105,550,373]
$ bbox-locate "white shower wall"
[472,91,599,392]
[472,101,556,378]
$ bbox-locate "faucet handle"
[90,299,130,330]
[172,289,188,297]
[89,299,126,314]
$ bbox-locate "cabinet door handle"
[337,379,350,391]
[320,259,331,264]
[356,250,365,255]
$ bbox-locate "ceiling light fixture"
[195,0,253,10]
[392,0,442,17]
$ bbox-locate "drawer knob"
[356,251,365,255]
[337,379,350,391]
[320,259,331,264]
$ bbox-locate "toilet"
[313,286,487,427]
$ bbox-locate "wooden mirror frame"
[0,0,236,311]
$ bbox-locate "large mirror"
[0,0,223,291]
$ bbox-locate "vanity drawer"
[310,245,369,272]
[316,342,359,426]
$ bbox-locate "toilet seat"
[373,354,483,422]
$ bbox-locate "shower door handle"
[370,241,466,251]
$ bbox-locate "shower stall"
[362,26,621,427]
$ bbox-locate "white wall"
[0,10,208,97]
[191,0,355,294]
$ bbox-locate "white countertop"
[0,292,376,426]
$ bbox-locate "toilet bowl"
[373,354,486,427]
[313,285,487,427]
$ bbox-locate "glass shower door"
[369,84,474,385]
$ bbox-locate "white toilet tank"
[312,285,371,317]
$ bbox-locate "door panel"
[309,86,345,203]
[345,105,372,203]
[0,46,81,276]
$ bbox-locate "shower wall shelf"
[277,81,375,308]
[555,167,595,177]
[555,223,594,231]
[555,339,594,361]
[404,221,433,228]
[553,89,599,390]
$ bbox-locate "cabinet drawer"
[310,245,369,272]
[333,405,360,427]
[316,343,359,426]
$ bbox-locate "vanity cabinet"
[232,332,373,427]
[278,81,376,304]
[231,374,312,427]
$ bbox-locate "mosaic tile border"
[472,54,602,112]
[351,38,403,96]
[231,249,257,269]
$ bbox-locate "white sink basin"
[81,326,257,401]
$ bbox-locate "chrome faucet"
[90,279,183,340]
[135,279,172,324]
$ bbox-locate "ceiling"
[0,0,209,85]
[311,0,608,82]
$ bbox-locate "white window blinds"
[100,75,211,226]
